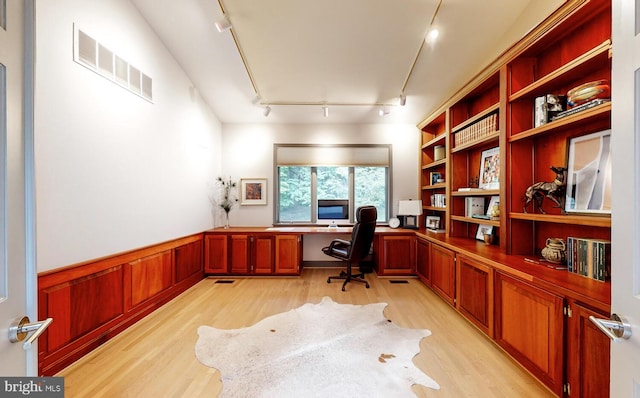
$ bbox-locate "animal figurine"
[523,166,567,214]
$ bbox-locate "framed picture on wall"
[564,130,612,214]
[240,178,267,205]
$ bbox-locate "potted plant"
[216,176,238,229]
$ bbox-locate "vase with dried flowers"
[216,176,238,229]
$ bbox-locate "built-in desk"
[203,226,418,276]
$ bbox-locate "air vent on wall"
[77,30,96,68]
[73,24,153,102]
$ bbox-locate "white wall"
[220,123,419,260]
[34,0,222,271]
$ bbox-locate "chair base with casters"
[322,205,377,291]
[326,266,370,291]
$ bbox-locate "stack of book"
[453,113,498,148]
[550,98,610,121]
[430,194,446,208]
[566,237,611,282]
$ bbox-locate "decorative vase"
[541,238,566,264]
[224,212,230,229]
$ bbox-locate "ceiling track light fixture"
[379,106,390,116]
[263,105,271,117]
[400,0,443,96]
[322,105,329,118]
[214,15,232,32]
[399,94,407,106]
[426,28,440,43]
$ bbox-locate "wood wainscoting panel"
[129,251,172,308]
[70,266,125,340]
[175,239,202,283]
[41,265,124,352]
[38,233,204,376]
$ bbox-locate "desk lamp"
[398,200,423,229]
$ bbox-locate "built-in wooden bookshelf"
[449,72,503,246]
[419,111,448,221]
[417,0,612,396]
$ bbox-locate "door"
[0,0,39,376]
[609,0,640,395]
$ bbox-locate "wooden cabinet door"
[416,238,431,285]
[430,243,455,305]
[456,255,493,337]
[566,301,610,398]
[204,234,228,274]
[495,273,564,396]
[253,235,274,274]
[229,234,250,274]
[274,235,301,274]
[377,235,415,275]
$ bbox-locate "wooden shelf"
[509,101,611,142]
[509,40,611,102]
[422,133,446,149]
[422,183,446,190]
[421,158,446,169]
[451,215,500,227]
[451,103,500,133]
[451,189,500,197]
[509,212,611,228]
[452,131,500,153]
[424,206,447,212]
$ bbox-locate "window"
[275,145,391,224]
[278,166,311,222]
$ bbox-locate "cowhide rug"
[195,296,439,397]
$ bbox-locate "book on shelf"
[465,197,485,218]
[566,237,611,282]
[430,194,446,208]
[453,113,498,148]
[550,98,610,121]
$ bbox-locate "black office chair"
[323,205,377,291]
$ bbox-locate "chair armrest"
[328,239,351,251]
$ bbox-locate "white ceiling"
[131,0,563,125]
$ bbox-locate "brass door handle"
[9,316,53,350]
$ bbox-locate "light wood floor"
[57,268,555,397]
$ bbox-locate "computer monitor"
[317,199,349,220]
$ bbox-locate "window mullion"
[348,167,355,223]
[311,167,318,223]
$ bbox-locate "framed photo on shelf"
[486,195,500,217]
[429,172,442,185]
[478,147,500,190]
[475,224,493,241]
[240,178,267,205]
[426,215,441,230]
[564,129,612,214]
